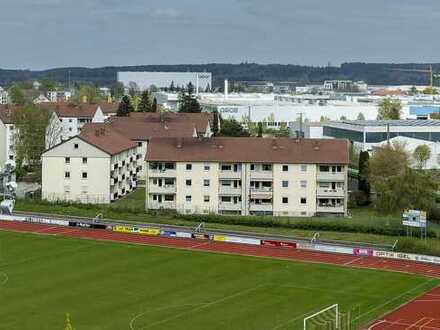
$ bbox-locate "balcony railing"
[249,203,273,212]
[250,171,273,179]
[149,185,176,194]
[317,171,345,181]
[219,186,242,195]
[316,188,345,197]
[316,205,345,213]
[148,201,176,210]
[219,202,242,211]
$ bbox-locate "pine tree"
[257,122,263,137]
[138,90,152,112]
[117,96,134,116]
[152,97,158,113]
[178,83,201,113]
[169,81,175,92]
[212,111,219,136]
[358,151,370,197]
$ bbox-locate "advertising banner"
[137,228,160,236]
[213,235,226,242]
[176,232,192,239]
[373,250,414,261]
[353,248,374,257]
[193,233,210,240]
[0,215,26,222]
[160,230,177,237]
[113,225,133,233]
[261,240,296,248]
[224,236,261,246]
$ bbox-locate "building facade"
[117,71,212,91]
[323,120,440,151]
[145,137,349,217]
[42,124,138,204]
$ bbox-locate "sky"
[1,0,440,70]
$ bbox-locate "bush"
[428,207,440,223]
[396,238,440,256]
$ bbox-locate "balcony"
[250,187,273,199]
[148,168,177,177]
[316,205,345,213]
[219,170,242,179]
[219,186,242,195]
[149,185,176,194]
[317,188,345,197]
[317,171,345,182]
[250,171,273,180]
[249,203,273,212]
[148,201,176,210]
[219,202,242,211]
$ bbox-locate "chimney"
[192,127,198,138]
[176,138,183,149]
[224,80,229,99]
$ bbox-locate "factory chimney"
[224,79,229,99]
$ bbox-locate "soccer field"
[0,231,437,330]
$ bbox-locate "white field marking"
[418,318,436,329]
[190,241,211,248]
[426,293,440,297]
[142,284,267,329]
[129,303,205,330]
[367,319,387,329]
[271,305,335,330]
[404,317,431,330]
[343,257,363,266]
[369,320,440,330]
[352,279,437,322]
[414,299,440,303]
[0,271,8,285]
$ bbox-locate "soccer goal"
[304,304,339,330]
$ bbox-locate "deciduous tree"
[377,98,402,120]
[413,144,431,169]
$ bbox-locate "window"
[204,195,210,202]
[300,197,307,204]
[74,143,79,149]
[82,157,87,164]
[282,165,288,172]
[300,180,307,188]
[186,164,192,170]
[262,164,272,171]
[137,142,142,147]
[164,195,174,201]
[282,197,289,204]
[165,163,175,170]
[221,196,232,202]
[221,164,232,171]
[8,155,13,160]
[65,171,70,179]
[282,180,289,188]
[185,195,192,202]
[204,164,210,171]
[301,164,307,172]
[250,164,255,171]
[69,119,73,123]
[203,179,210,187]
[186,179,192,186]
[65,157,70,164]
[153,195,157,201]
[319,165,329,172]
[82,172,88,179]
[64,185,70,193]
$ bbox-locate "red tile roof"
[80,123,137,155]
[107,112,213,141]
[38,102,119,118]
[146,137,349,164]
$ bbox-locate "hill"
[0,62,439,87]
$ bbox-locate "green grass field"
[0,230,437,330]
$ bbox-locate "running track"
[0,220,440,329]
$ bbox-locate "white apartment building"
[0,88,9,105]
[42,123,138,204]
[145,137,349,217]
[46,91,72,103]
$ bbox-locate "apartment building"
[106,112,213,178]
[46,91,72,103]
[0,88,8,105]
[145,137,349,217]
[42,123,138,204]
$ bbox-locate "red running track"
[1,220,440,330]
[0,220,439,278]
[367,287,440,330]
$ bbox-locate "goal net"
[304,304,339,330]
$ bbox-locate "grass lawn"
[0,230,437,329]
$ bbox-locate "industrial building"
[322,120,440,151]
[117,72,212,91]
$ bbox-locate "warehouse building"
[117,72,212,91]
[322,120,440,151]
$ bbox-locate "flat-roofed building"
[117,72,212,91]
[323,120,440,151]
[42,123,138,204]
[145,137,349,217]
